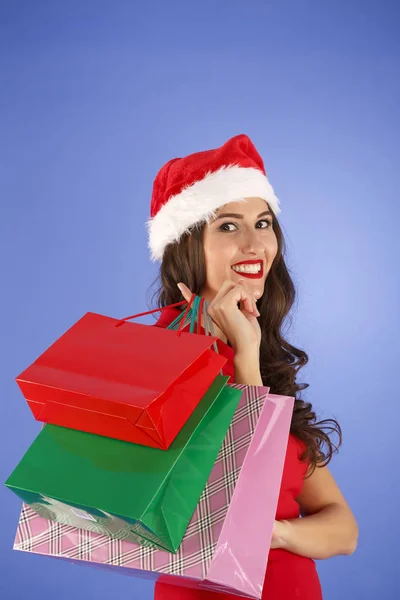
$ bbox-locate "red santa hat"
[147,133,281,261]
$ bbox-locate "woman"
[146,134,358,599]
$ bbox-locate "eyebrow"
[214,210,273,221]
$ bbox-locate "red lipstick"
[231,259,264,279]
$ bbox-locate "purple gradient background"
[1,1,398,599]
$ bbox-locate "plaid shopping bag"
[13,384,294,599]
[7,377,241,553]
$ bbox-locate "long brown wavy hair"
[150,209,342,474]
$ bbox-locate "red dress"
[153,308,322,600]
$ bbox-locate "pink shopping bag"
[13,384,294,600]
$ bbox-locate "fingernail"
[177,283,183,292]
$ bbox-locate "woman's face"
[201,197,279,301]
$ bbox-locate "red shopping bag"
[13,384,294,599]
[15,300,227,450]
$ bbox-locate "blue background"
[1,1,399,598]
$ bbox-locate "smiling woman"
[202,199,277,299]
[146,134,358,600]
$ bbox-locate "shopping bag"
[15,297,227,449]
[6,375,241,554]
[12,385,294,599]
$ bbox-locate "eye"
[256,219,273,229]
[219,222,238,232]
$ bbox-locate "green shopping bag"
[6,376,241,553]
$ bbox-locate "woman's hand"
[270,520,288,550]
[177,280,261,356]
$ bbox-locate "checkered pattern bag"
[14,384,294,599]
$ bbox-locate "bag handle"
[114,296,196,334]
[115,294,222,369]
[167,295,201,335]
[166,295,219,353]
[115,294,215,342]
[115,300,187,328]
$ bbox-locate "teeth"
[232,264,261,274]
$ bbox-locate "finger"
[207,280,236,317]
[238,297,253,314]
[209,279,259,316]
[177,282,193,304]
[211,279,258,317]
[236,291,259,318]
[236,279,260,317]
[249,296,260,318]
[211,280,237,304]
[241,298,259,317]
[241,294,255,315]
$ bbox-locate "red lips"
[231,259,264,279]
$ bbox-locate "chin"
[251,288,264,300]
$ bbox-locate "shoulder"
[153,307,181,329]
[287,433,308,462]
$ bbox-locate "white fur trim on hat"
[147,165,280,261]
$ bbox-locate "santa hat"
[147,133,280,261]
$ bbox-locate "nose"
[239,228,266,255]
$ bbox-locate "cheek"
[204,239,232,283]
[265,232,278,258]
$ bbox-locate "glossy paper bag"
[6,377,242,553]
[15,310,227,449]
[12,385,294,599]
